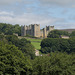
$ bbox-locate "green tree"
[70,31,75,37]
[32,52,75,75]
[13,24,21,36]
[40,38,74,54]
[5,35,35,59]
[47,30,69,38]
[68,38,75,53]
[0,42,32,75]
[0,23,21,35]
[5,35,18,45]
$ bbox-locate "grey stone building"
[21,24,54,38]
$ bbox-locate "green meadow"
[18,36,42,50]
[26,38,42,50]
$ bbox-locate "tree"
[40,38,75,54]
[5,35,35,59]
[0,23,21,35]
[70,31,75,37]
[17,38,35,59]
[68,38,75,53]
[47,30,69,38]
[32,52,75,75]
[0,42,32,75]
[13,24,21,36]
[5,35,19,45]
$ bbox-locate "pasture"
[18,36,42,50]
[26,38,42,50]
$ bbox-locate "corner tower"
[31,24,40,37]
[21,25,26,36]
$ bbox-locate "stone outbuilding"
[35,49,39,56]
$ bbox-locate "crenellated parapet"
[21,24,54,38]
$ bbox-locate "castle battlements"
[21,24,54,38]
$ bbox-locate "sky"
[0,0,75,29]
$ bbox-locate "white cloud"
[61,9,68,14]
[39,0,75,7]
[72,5,75,8]
[0,11,14,16]
[0,0,22,5]
[55,23,75,29]
[0,11,75,29]
[0,0,35,6]
[0,11,58,28]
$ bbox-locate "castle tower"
[35,24,40,37]
[21,25,26,36]
[21,26,23,36]
[49,26,54,31]
[31,24,40,37]
[31,24,35,36]
[21,24,54,38]
[34,24,36,36]
[43,27,47,38]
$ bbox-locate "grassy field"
[26,38,42,50]
[18,36,42,50]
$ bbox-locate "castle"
[21,24,54,38]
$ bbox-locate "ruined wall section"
[43,28,47,38]
[21,25,26,36]
[31,24,35,36]
[26,25,31,36]
[46,26,54,36]
[40,29,43,38]
[49,26,54,31]
[21,26,23,36]
[21,24,54,38]
[31,24,40,37]
[35,24,40,37]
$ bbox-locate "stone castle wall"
[21,24,54,38]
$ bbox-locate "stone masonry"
[21,24,54,38]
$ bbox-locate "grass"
[26,38,42,42]
[26,38,42,50]
[18,36,42,50]
[31,42,41,50]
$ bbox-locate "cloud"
[55,23,75,29]
[0,11,14,16]
[39,0,75,7]
[0,11,75,29]
[0,11,58,28]
[0,0,35,6]
[72,5,75,8]
[0,0,36,14]
[0,0,22,5]
[1,0,74,7]
[61,9,68,14]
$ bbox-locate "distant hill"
[58,29,75,33]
